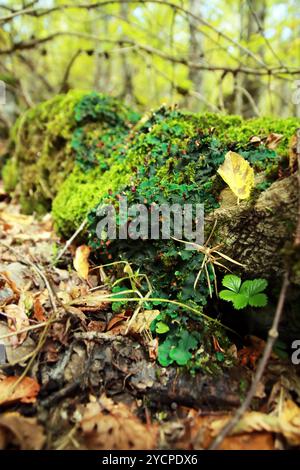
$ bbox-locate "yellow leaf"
[217,151,254,200]
[73,245,91,280]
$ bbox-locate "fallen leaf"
[0,412,45,449]
[211,399,300,447]
[33,298,46,322]
[0,376,40,406]
[266,133,283,150]
[73,245,91,280]
[5,299,30,346]
[217,151,255,200]
[175,411,274,450]
[79,395,157,450]
[0,322,36,365]
[129,310,160,335]
[107,312,129,331]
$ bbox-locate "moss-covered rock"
[3,90,140,214]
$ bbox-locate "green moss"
[52,157,135,237]
[54,107,299,238]
[222,116,299,156]
[7,90,140,214]
[2,157,18,193]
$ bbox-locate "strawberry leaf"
[221,274,242,293]
[232,293,248,310]
[248,293,268,307]
[240,279,268,296]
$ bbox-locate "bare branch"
[1,31,300,78]
[0,0,274,69]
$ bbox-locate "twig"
[0,320,52,341]
[54,217,87,263]
[209,271,290,449]
[74,331,123,341]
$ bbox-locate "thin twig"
[209,271,290,450]
[54,218,87,263]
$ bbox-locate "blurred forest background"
[0,0,300,135]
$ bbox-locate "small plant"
[219,274,268,309]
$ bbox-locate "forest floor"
[0,182,300,450]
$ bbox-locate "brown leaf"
[0,412,45,449]
[107,313,129,331]
[33,298,46,322]
[0,376,40,406]
[175,411,274,450]
[266,133,283,150]
[5,299,30,346]
[73,245,91,280]
[210,399,300,447]
[79,395,157,450]
[129,310,160,336]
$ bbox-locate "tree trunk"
[237,0,266,117]
[119,2,134,103]
[187,0,204,111]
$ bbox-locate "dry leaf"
[79,395,157,450]
[33,297,46,322]
[129,310,160,335]
[5,299,30,346]
[217,151,255,200]
[211,399,300,447]
[266,133,283,150]
[73,245,91,280]
[107,312,129,331]
[0,376,40,406]
[175,411,274,450]
[0,412,45,449]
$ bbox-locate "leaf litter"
[0,185,300,449]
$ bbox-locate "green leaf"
[219,290,238,302]
[248,293,268,307]
[232,293,248,310]
[169,348,192,365]
[240,279,268,296]
[155,321,170,334]
[221,274,241,293]
[158,338,174,367]
[169,330,198,366]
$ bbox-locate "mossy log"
[2,93,300,355]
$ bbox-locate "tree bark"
[236,0,266,117]
[187,0,204,111]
